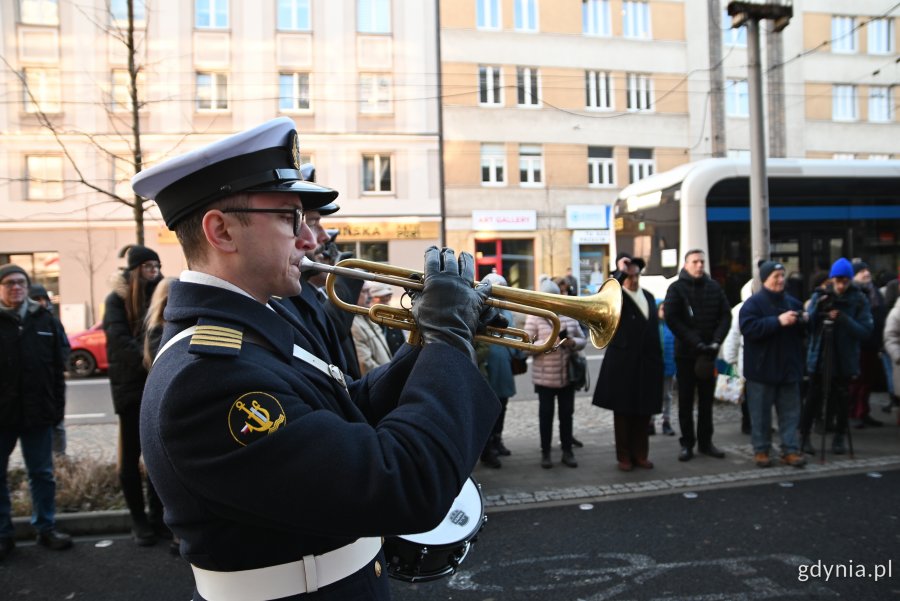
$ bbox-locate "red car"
[67,323,108,378]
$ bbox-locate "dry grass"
[10,455,125,516]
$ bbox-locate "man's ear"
[202,210,238,254]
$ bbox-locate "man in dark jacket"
[0,264,72,559]
[739,261,807,468]
[664,249,731,461]
[800,257,873,455]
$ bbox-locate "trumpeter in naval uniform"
[133,118,500,601]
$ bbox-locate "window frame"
[477,0,501,31]
[868,18,895,54]
[514,0,538,32]
[622,0,651,39]
[478,65,503,106]
[868,85,893,123]
[722,8,746,47]
[111,69,146,113]
[518,145,543,187]
[516,67,541,108]
[279,72,311,113]
[725,79,749,117]
[628,150,654,184]
[832,84,858,121]
[196,72,229,112]
[361,153,393,194]
[25,154,64,201]
[626,73,653,112]
[585,70,613,111]
[110,0,146,27]
[582,0,611,36]
[357,0,391,34]
[195,0,228,29]
[19,0,58,25]
[831,16,857,54]
[358,73,392,115]
[480,144,507,187]
[23,68,61,114]
[277,0,311,32]
[587,147,615,188]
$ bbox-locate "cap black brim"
[244,180,339,210]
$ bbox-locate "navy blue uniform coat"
[140,281,499,600]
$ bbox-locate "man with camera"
[799,257,873,455]
[739,261,807,468]
[663,249,731,462]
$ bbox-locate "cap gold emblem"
[289,131,301,170]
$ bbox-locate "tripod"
[813,319,854,462]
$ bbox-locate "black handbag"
[567,351,589,392]
[510,355,528,375]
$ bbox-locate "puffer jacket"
[884,299,900,395]
[0,299,66,429]
[103,271,159,415]
[664,269,732,359]
[524,315,585,388]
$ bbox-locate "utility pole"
[708,0,726,157]
[727,1,792,276]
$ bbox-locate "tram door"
[771,229,846,300]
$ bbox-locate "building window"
[516,67,540,107]
[26,155,63,200]
[475,239,534,290]
[725,79,749,117]
[518,145,543,186]
[722,8,746,47]
[335,241,388,263]
[585,70,612,110]
[110,0,146,25]
[831,16,856,53]
[359,73,392,114]
[277,0,310,31]
[20,0,58,25]
[358,0,390,33]
[588,146,615,187]
[195,0,228,28]
[481,144,506,186]
[479,65,503,105]
[833,153,855,160]
[623,1,650,39]
[869,154,891,160]
[362,154,392,193]
[196,72,228,111]
[477,0,501,30]
[626,73,652,111]
[628,148,654,184]
[582,0,610,36]
[868,18,894,54]
[23,68,61,114]
[514,0,538,32]
[832,84,857,121]
[868,86,893,123]
[112,155,135,197]
[111,69,146,112]
[279,73,311,112]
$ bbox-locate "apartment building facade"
[1,0,896,330]
[0,0,441,330]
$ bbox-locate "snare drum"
[384,477,486,583]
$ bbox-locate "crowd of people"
[0,118,897,600]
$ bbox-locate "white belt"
[191,537,382,601]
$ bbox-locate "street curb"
[12,509,130,541]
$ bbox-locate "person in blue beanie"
[799,257,873,455]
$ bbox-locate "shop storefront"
[567,205,612,296]
[471,210,537,290]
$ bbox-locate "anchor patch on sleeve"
[228,392,286,446]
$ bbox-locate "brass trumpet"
[300,257,622,353]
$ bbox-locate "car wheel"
[67,350,97,378]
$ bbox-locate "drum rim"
[397,477,484,544]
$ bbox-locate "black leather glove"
[696,342,720,355]
[411,247,489,362]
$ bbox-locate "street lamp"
[726,1,793,275]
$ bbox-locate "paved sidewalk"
[10,390,899,537]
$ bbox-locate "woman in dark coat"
[102,245,163,545]
[592,260,663,471]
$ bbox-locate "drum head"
[400,478,484,546]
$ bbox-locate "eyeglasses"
[1,278,28,289]
[141,262,162,271]
[222,207,305,237]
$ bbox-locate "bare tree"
[1,0,149,244]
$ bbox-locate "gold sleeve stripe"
[194,325,243,340]
[190,339,243,349]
